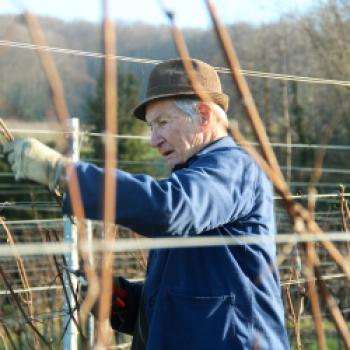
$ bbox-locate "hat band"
[147,84,222,98]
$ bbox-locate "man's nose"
[150,128,163,148]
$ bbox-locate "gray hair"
[174,98,228,128]
[174,98,200,120]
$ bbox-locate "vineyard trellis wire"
[2,0,350,349]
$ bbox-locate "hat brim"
[133,92,229,121]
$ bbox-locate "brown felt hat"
[133,58,229,120]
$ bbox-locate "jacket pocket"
[159,292,245,350]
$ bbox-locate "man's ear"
[197,102,211,129]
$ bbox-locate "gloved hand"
[112,282,128,314]
[3,138,68,191]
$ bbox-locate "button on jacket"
[63,136,290,350]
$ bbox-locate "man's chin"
[166,158,179,169]
[167,161,176,169]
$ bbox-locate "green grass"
[288,318,348,349]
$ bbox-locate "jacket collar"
[173,136,237,171]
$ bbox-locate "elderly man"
[4,59,290,349]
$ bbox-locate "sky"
[1,0,318,27]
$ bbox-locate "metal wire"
[0,232,350,257]
[0,285,62,295]
[3,39,350,88]
[7,127,350,151]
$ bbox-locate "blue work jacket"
[63,136,290,350]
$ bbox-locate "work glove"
[111,280,128,314]
[3,138,68,191]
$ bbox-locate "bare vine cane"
[203,1,350,346]
[230,123,350,349]
[18,4,101,325]
[159,1,214,106]
[0,118,73,347]
[285,268,304,350]
[339,184,350,256]
[0,217,40,349]
[96,0,119,348]
[0,265,51,348]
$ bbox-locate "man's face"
[145,99,203,168]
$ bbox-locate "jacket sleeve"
[110,277,143,334]
[63,155,259,237]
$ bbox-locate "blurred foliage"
[83,70,168,178]
[2,2,350,348]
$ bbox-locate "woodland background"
[1,2,350,186]
[1,1,350,348]
[1,1,350,224]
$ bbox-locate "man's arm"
[2,139,145,333]
[63,155,258,237]
[3,138,261,237]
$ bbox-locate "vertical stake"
[63,118,80,350]
[86,219,95,347]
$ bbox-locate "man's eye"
[158,120,167,127]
